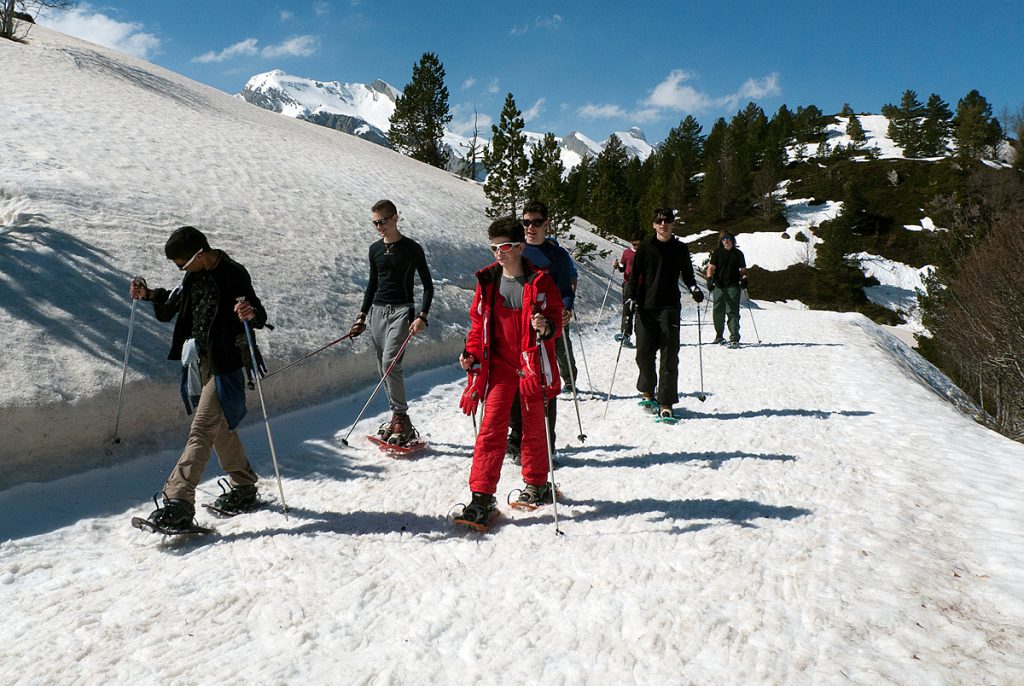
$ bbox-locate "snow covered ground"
[3,27,1024,685]
[3,305,1024,684]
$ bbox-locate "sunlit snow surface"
[2,27,1024,685]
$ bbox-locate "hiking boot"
[622,335,634,348]
[149,497,195,529]
[659,406,675,419]
[517,482,554,506]
[456,492,496,525]
[712,336,726,345]
[213,481,259,513]
[376,420,393,441]
[505,441,522,466]
[728,339,740,349]
[386,413,417,446]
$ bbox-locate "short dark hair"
[652,207,675,223]
[522,200,548,219]
[371,199,398,216]
[164,226,210,261]
[488,216,525,244]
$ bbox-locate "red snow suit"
[462,260,562,494]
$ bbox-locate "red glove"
[459,369,481,416]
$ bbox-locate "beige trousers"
[163,373,258,503]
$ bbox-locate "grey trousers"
[163,373,258,503]
[369,303,413,414]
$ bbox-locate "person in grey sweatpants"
[349,199,434,445]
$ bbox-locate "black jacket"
[150,250,267,375]
[625,236,698,309]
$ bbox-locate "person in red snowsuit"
[455,217,563,525]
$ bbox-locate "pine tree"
[656,115,705,211]
[483,93,529,218]
[954,89,1003,159]
[388,52,453,169]
[885,90,925,157]
[845,112,867,146]
[564,155,594,219]
[527,132,571,235]
[793,105,828,144]
[840,103,855,117]
[588,134,631,235]
[920,93,953,157]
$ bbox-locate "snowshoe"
[728,340,741,349]
[451,492,499,532]
[622,335,635,349]
[639,396,660,413]
[203,479,261,516]
[368,433,427,456]
[384,413,418,446]
[656,407,680,425]
[508,482,557,510]
[614,332,623,342]
[132,494,210,535]
[712,336,726,345]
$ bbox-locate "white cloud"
[314,1,331,16]
[461,77,477,90]
[193,38,259,64]
[280,10,294,21]
[578,103,628,119]
[40,5,161,60]
[522,98,545,122]
[534,15,563,30]
[193,35,318,63]
[511,14,563,34]
[644,69,782,114]
[487,78,500,94]
[261,35,319,58]
[646,69,713,112]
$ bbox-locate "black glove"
[690,287,705,304]
[740,278,748,291]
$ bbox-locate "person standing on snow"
[129,225,268,529]
[348,199,434,446]
[625,208,704,420]
[706,231,748,348]
[613,234,642,347]
[504,199,577,464]
[455,217,564,526]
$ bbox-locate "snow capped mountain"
[240,69,655,178]
[240,70,399,147]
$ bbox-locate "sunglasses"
[371,215,394,227]
[722,237,735,243]
[490,241,521,253]
[654,218,673,225]
[177,248,203,271]
[521,218,546,228]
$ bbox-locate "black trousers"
[634,307,680,406]
[619,285,633,337]
[508,391,557,451]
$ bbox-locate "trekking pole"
[744,289,762,344]
[593,268,616,332]
[695,304,707,402]
[603,308,631,420]
[340,330,415,446]
[238,298,288,517]
[538,345,564,536]
[262,331,355,381]
[561,325,587,442]
[112,276,145,444]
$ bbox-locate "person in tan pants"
[130,226,268,529]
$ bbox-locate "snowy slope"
[0,27,620,480]
[1,305,1023,684]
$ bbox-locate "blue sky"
[40,1,1024,145]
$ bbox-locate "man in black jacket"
[130,226,268,529]
[625,208,704,419]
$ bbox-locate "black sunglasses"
[372,215,394,227]
[521,218,546,228]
